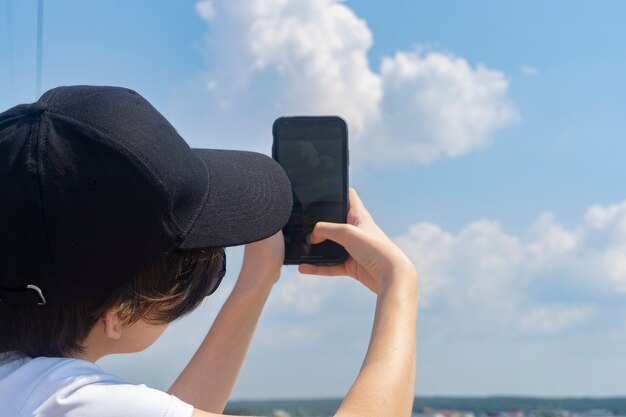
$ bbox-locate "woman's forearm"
[167,277,273,413]
[335,271,419,417]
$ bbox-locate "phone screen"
[273,116,349,264]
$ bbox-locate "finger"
[308,221,358,246]
[347,188,372,225]
[298,263,347,277]
[348,187,367,213]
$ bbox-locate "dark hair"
[0,247,224,358]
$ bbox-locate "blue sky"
[2,0,626,399]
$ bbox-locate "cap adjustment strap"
[0,285,47,306]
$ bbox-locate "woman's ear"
[102,304,124,340]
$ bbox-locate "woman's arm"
[167,233,283,413]
[298,188,419,417]
[186,188,419,417]
[188,275,418,417]
[335,270,418,417]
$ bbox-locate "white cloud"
[395,220,526,312]
[582,202,626,292]
[190,0,381,139]
[525,213,579,269]
[519,306,594,334]
[257,200,626,339]
[375,50,518,164]
[393,201,626,336]
[520,65,538,75]
[268,270,339,315]
[585,201,626,231]
[255,321,319,348]
[600,245,626,293]
[176,0,516,165]
[195,0,215,20]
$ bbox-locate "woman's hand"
[298,188,416,294]
[237,230,285,290]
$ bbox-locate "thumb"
[308,221,357,247]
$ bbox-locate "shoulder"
[0,355,193,417]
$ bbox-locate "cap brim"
[178,149,292,249]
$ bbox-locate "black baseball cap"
[0,85,292,306]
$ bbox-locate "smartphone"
[272,116,349,265]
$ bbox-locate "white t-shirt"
[0,353,194,417]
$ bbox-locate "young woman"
[0,85,418,417]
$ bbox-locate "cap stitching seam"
[43,89,137,110]
[38,106,63,301]
[39,88,67,300]
[20,88,64,303]
[56,112,174,199]
[180,153,211,238]
[183,154,285,248]
[209,161,274,223]
[47,112,185,236]
[56,110,175,199]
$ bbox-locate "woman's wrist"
[233,268,278,295]
[379,264,418,300]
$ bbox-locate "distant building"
[415,406,475,417]
[482,410,527,417]
[507,409,526,417]
[584,410,614,417]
